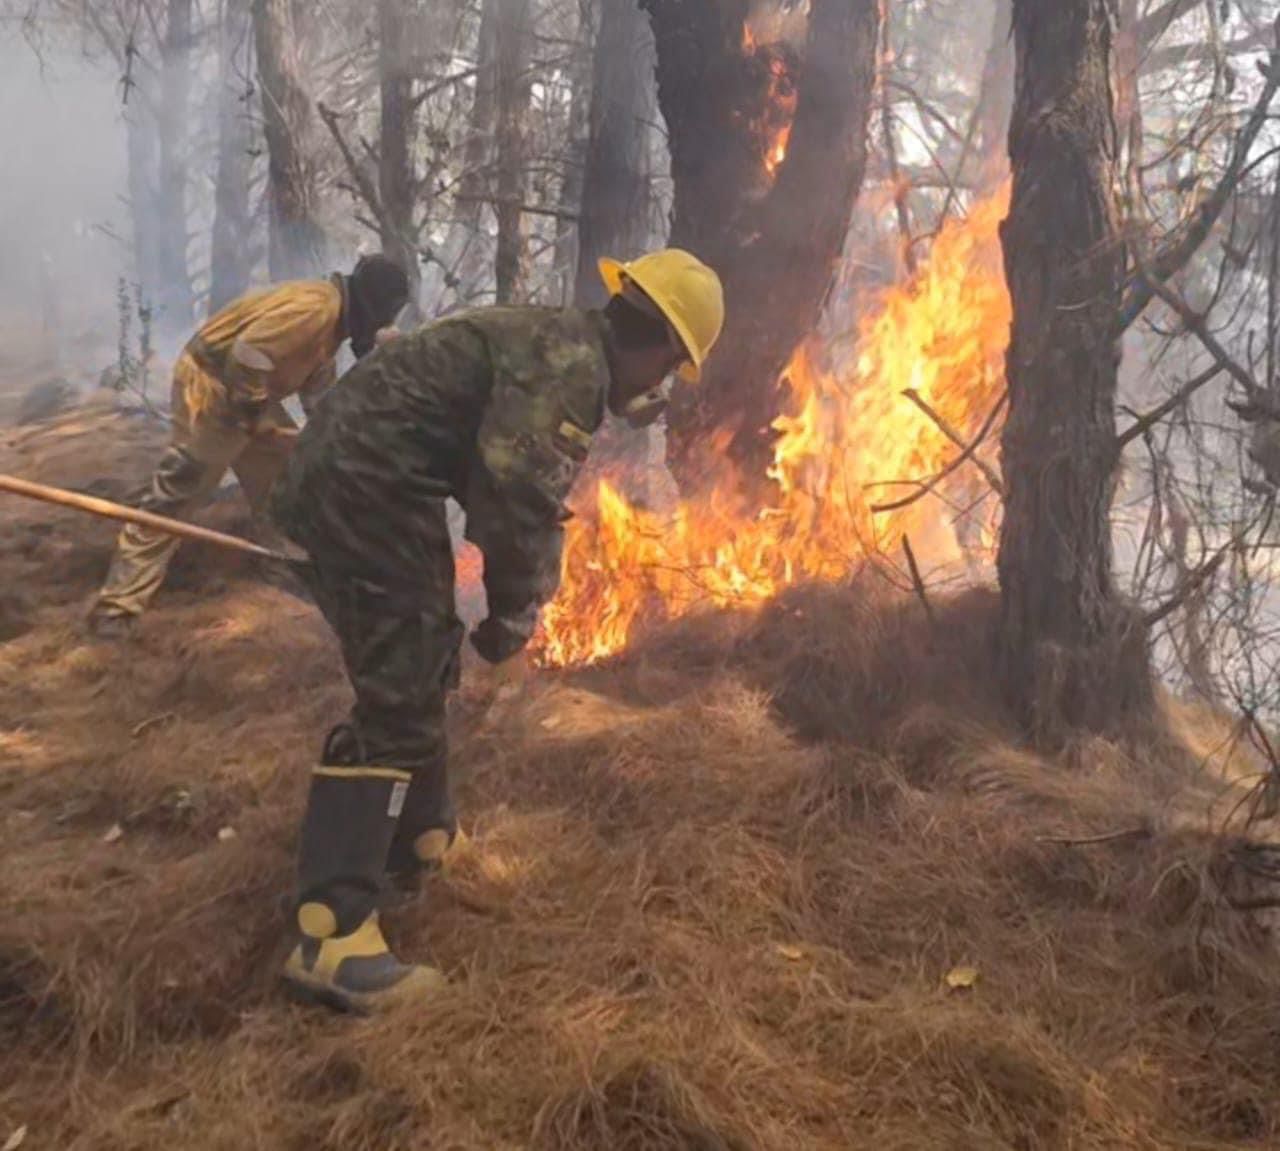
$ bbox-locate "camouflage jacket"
[272,307,611,628]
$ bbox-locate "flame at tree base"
[535,190,1013,669]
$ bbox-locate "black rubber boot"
[384,755,458,905]
[383,827,462,906]
[282,727,444,1014]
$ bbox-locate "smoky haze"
[0,30,130,364]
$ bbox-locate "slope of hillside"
[2,404,1280,1150]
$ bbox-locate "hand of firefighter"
[469,613,534,665]
[374,327,402,348]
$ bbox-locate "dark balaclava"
[347,254,410,358]
[603,285,685,428]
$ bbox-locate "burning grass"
[4,409,1280,1148]
[537,190,1012,669]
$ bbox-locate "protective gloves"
[469,610,536,665]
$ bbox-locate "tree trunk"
[155,0,195,334]
[210,0,256,311]
[493,0,533,304]
[642,0,880,493]
[254,0,326,280]
[553,11,595,304]
[574,0,655,307]
[126,101,161,308]
[573,0,665,503]
[976,0,1015,191]
[997,0,1153,744]
[447,0,499,302]
[379,0,421,308]
[1114,0,1146,203]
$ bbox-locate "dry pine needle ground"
[2,405,1280,1150]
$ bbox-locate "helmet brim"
[598,256,626,299]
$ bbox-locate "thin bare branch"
[317,100,391,235]
[1116,363,1225,450]
[1121,16,1280,329]
[901,535,936,630]
[870,391,1008,514]
[902,388,1005,495]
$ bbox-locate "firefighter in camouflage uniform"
[88,255,410,635]
[271,248,725,1013]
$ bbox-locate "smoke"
[0,29,130,365]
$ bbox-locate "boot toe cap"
[283,952,445,1014]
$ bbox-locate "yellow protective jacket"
[182,278,345,421]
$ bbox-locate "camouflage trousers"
[93,353,295,620]
[302,502,464,856]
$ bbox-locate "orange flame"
[765,122,792,178]
[742,21,798,180]
[536,189,1013,668]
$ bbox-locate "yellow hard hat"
[599,248,725,383]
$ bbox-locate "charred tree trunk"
[493,0,533,304]
[642,0,880,493]
[574,0,655,307]
[210,0,256,311]
[379,0,421,308]
[997,0,1153,744]
[155,0,195,333]
[254,0,326,280]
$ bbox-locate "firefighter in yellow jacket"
[88,255,410,636]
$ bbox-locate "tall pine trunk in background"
[155,0,195,334]
[976,0,1015,190]
[552,9,595,303]
[574,0,655,307]
[997,0,1153,744]
[379,0,421,308]
[449,0,499,300]
[210,0,256,311]
[574,0,663,502]
[642,0,880,493]
[493,0,533,304]
[254,0,326,280]
[126,101,161,309]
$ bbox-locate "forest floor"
[4,392,1280,1150]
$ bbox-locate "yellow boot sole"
[281,911,446,1015]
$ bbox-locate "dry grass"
[3,407,1280,1149]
